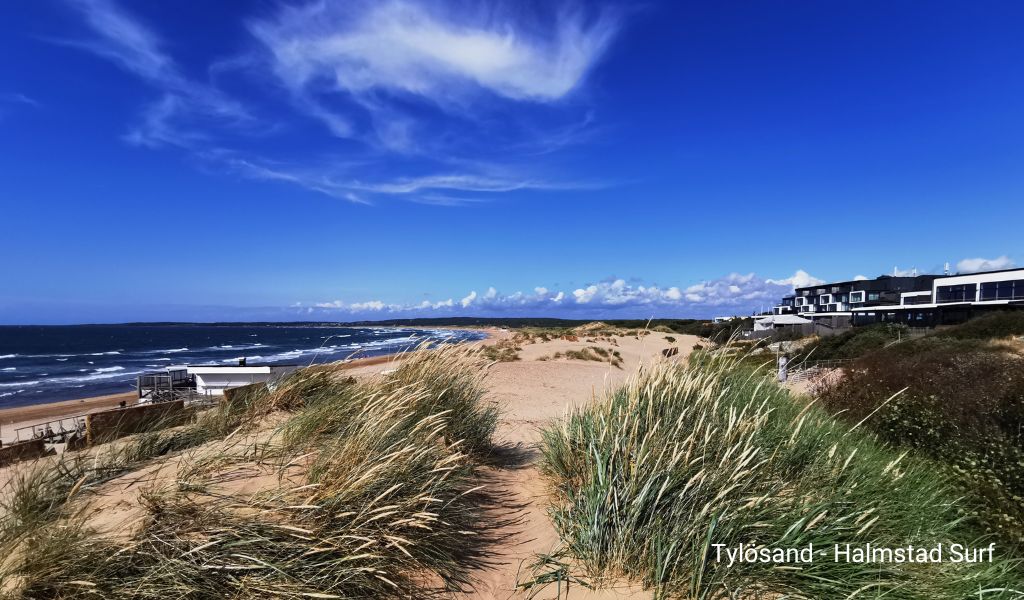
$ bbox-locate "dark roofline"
[793,266,1024,294]
[935,266,1024,279]
[794,274,940,293]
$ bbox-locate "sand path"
[456,332,699,599]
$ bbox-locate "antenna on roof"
[893,265,898,276]
[944,262,951,276]
[912,267,917,276]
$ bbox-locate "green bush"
[800,323,908,361]
[933,311,1024,341]
[816,340,1024,545]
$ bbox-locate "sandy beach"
[0,326,695,598]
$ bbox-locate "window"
[937,284,977,303]
[867,292,881,301]
[850,291,865,303]
[980,279,1024,301]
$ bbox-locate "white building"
[186,364,298,396]
[849,267,1024,326]
[753,314,812,331]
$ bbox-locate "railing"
[12,389,216,444]
[14,415,87,443]
[787,359,854,382]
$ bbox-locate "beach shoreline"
[0,327,500,444]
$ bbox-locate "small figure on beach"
[778,353,789,383]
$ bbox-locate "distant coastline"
[0,324,487,410]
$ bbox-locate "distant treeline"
[110,317,756,339]
[339,317,755,338]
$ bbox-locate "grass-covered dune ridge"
[0,345,505,599]
[540,352,1023,598]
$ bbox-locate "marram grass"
[0,345,505,599]
[538,351,1023,599]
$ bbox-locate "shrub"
[816,340,1024,545]
[933,311,1024,341]
[800,323,908,361]
[536,355,1023,598]
[480,341,521,362]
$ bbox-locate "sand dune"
[0,327,698,598]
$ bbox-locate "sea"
[0,324,485,409]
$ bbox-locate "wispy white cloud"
[57,0,253,150]
[0,92,41,121]
[0,93,41,108]
[212,151,583,204]
[956,255,1015,273]
[301,270,820,319]
[55,0,617,205]
[249,0,619,149]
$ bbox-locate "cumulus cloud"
[300,270,821,319]
[765,269,824,289]
[956,256,1015,273]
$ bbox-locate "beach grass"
[535,350,1024,598]
[0,345,505,598]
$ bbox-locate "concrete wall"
[86,400,188,445]
[221,382,269,411]
[0,438,51,467]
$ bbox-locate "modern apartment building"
[771,267,1024,327]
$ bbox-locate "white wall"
[188,365,297,396]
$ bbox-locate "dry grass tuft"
[0,345,508,599]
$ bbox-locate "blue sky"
[1,1,1022,324]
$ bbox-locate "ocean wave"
[1,367,15,372]
[93,366,125,373]
[0,354,16,360]
[0,369,144,389]
[0,380,42,388]
[21,350,123,359]
[0,391,23,397]
[205,343,266,352]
